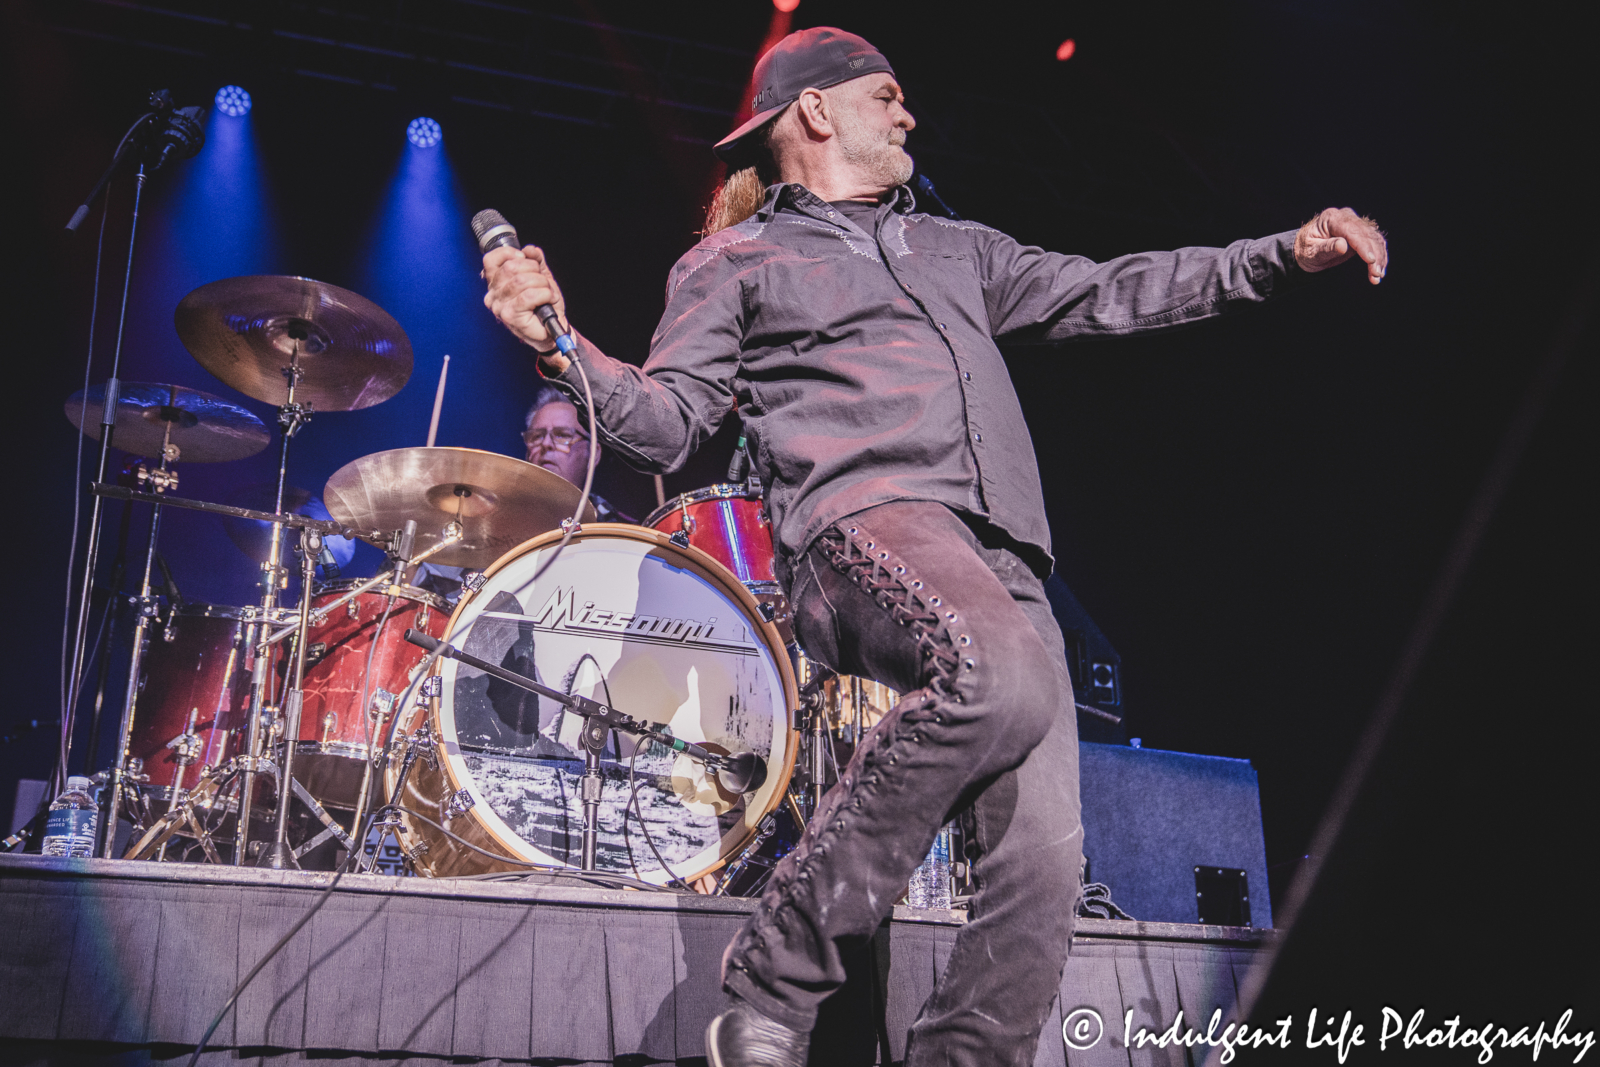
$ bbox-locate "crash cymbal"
[221,483,357,570]
[174,276,412,411]
[65,382,269,463]
[323,447,597,569]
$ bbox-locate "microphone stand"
[402,630,766,873]
[61,161,148,803]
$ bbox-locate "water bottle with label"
[907,823,953,909]
[40,777,98,858]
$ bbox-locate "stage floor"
[0,854,1271,1066]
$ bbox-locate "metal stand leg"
[358,726,428,874]
[809,702,828,818]
[234,618,267,864]
[257,526,320,869]
[577,716,609,871]
[101,418,179,857]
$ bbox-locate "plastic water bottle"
[41,777,98,858]
[908,824,952,909]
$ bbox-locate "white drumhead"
[433,526,794,883]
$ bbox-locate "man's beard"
[834,105,913,189]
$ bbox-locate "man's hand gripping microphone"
[471,209,576,356]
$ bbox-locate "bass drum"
[391,524,798,884]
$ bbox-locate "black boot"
[705,997,810,1067]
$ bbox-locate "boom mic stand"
[61,91,206,802]
[401,630,767,873]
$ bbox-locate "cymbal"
[323,448,597,569]
[174,276,412,411]
[221,483,357,569]
[65,382,269,463]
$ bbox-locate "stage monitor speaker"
[1079,741,1272,927]
[1045,574,1124,743]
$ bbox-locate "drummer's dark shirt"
[548,181,1305,579]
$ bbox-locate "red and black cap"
[714,27,895,163]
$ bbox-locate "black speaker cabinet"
[1078,741,1273,927]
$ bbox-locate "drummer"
[519,383,631,522]
[412,385,630,598]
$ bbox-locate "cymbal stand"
[232,614,267,865]
[257,524,320,869]
[244,344,313,868]
[100,411,181,856]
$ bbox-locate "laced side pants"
[722,501,1083,1067]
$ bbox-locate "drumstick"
[653,474,666,509]
[425,355,450,448]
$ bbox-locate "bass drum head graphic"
[392,524,796,883]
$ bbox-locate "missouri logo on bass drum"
[492,585,762,656]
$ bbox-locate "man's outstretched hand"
[1295,207,1388,284]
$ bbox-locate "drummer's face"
[523,401,591,485]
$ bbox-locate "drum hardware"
[795,666,838,820]
[784,790,809,832]
[355,724,434,874]
[444,788,475,820]
[256,524,324,870]
[256,523,458,653]
[712,812,778,897]
[123,754,265,863]
[287,778,357,862]
[89,483,384,543]
[403,627,770,872]
[102,410,184,856]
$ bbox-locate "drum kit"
[64,274,894,893]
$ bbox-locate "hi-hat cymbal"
[65,382,270,463]
[323,448,597,569]
[175,276,412,411]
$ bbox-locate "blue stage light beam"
[113,93,288,606]
[349,132,532,467]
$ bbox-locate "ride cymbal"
[65,382,269,463]
[175,275,412,411]
[323,447,597,569]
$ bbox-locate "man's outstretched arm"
[976,206,1388,344]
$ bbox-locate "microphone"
[471,208,576,356]
[726,432,751,484]
[152,106,205,172]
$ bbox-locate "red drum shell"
[645,484,776,587]
[130,604,251,795]
[298,582,449,751]
[290,582,447,810]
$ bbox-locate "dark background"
[3,0,1593,1047]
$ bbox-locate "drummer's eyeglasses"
[523,427,589,452]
